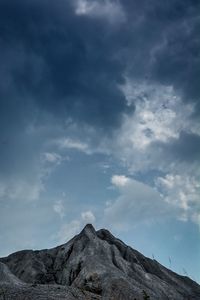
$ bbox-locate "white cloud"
[155,174,200,224]
[42,152,62,165]
[81,210,96,223]
[99,79,200,227]
[118,80,198,155]
[47,79,200,230]
[53,200,65,218]
[56,137,91,154]
[74,0,125,23]
[111,175,131,187]
[0,152,63,203]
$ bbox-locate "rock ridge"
[0,224,200,300]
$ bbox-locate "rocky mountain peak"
[80,223,97,238]
[0,225,200,300]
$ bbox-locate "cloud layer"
[0,0,199,258]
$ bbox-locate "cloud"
[42,152,62,165]
[111,175,131,187]
[151,7,200,104]
[53,200,65,218]
[0,178,44,202]
[164,132,200,163]
[101,80,200,227]
[155,174,200,224]
[120,79,199,147]
[122,0,200,110]
[111,80,200,174]
[0,0,199,244]
[56,138,90,153]
[104,175,172,230]
[0,0,199,140]
[74,0,126,23]
[0,0,130,133]
[0,0,199,200]
[81,210,96,223]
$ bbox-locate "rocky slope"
[0,224,200,299]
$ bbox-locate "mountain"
[0,224,199,299]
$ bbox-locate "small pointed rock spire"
[80,223,96,238]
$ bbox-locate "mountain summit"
[0,224,199,299]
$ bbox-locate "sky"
[0,0,200,282]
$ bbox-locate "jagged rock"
[0,262,24,286]
[0,224,200,299]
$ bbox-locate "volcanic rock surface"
[0,224,200,299]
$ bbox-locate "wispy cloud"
[155,174,200,224]
[42,152,63,165]
[56,138,91,154]
[53,200,65,219]
[104,175,172,231]
[74,0,126,23]
[0,178,44,202]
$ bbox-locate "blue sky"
[0,0,200,282]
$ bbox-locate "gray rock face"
[0,262,24,286]
[0,224,200,299]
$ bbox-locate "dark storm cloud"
[152,11,200,103]
[0,0,199,131]
[0,0,133,131]
[150,1,200,110]
[115,0,200,107]
[0,0,199,177]
[0,0,199,261]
